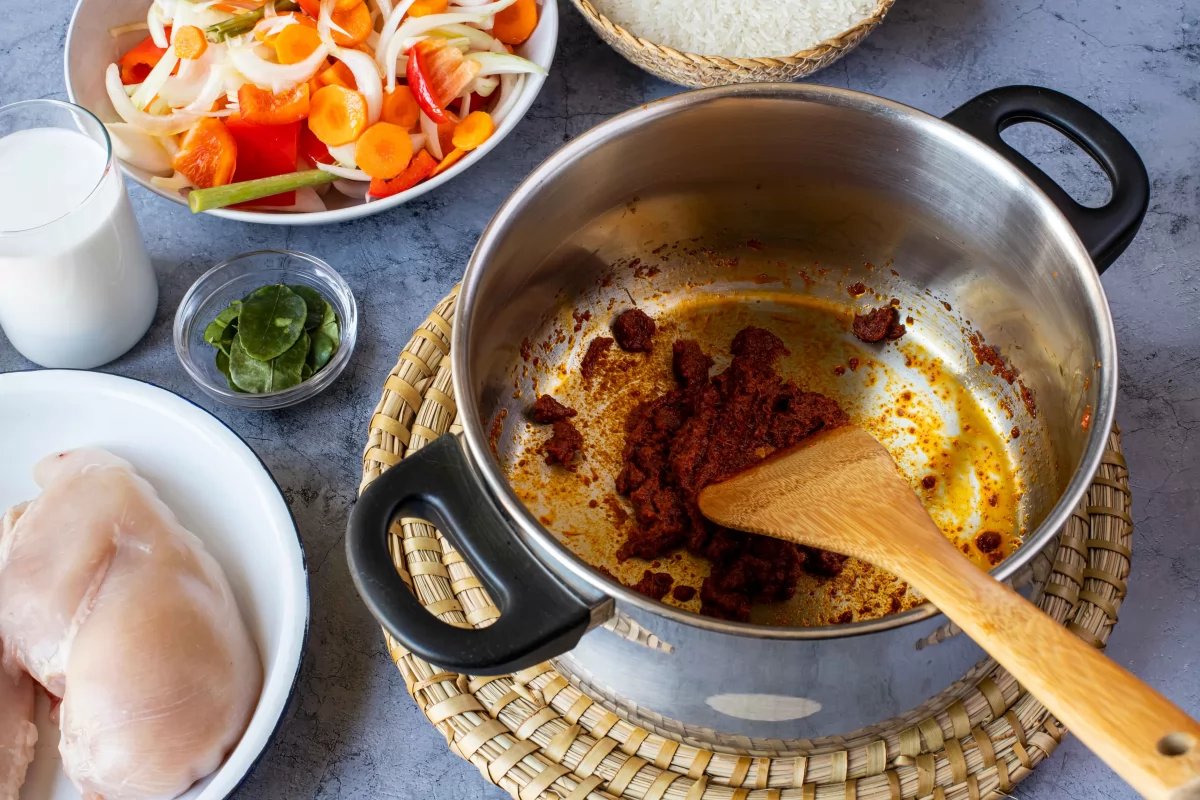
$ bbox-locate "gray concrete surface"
[2,0,1197,797]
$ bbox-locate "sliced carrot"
[407,0,448,15]
[451,111,494,151]
[318,60,357,90]
[118,32,170,84]
[274,23,323,64]
[355,122,413,179]
[493,0,537,45]
[239,82,311,125]
[334,0,364,11]
[173,118,237,188]
[308,75,324,97]
[174,25,208,59]
[258,12,317,42]
[381,86,420,129]
[368,149,437,198]
[295,0,321,17]
[308,84,368,146]
[430,147,464,177]
[330,2,371,47]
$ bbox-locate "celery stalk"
[188,170,337,213]
[205,0,299,42]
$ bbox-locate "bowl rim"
[173,249,358,409]
[0,368,309,800]
[63,0,559,226]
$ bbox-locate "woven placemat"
[359,286,1135,800]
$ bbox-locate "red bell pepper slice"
[406,38,480,124]
[368,149,437,198]
[118,30,172,85]
[406,41,449,124]
[225,115,300,207]
[298,120,333,167]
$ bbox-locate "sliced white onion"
[408,132,426,152]
[184,63,231,112]
[450,0,517,15]
[157,134,180,157]
[107,64,201,135]
[158,0,180,22]
[464,51,545,76]
[291,186,330,211]
[327,142,358,167]
[383,13,485,91]
[228,40,330,93]
[458,90,470,116]
[317,161,371,180]
[148,3,169,47]
[366,28,380,49]
[426,22,496,50]
[131,50,179,110]
[471,73,498,97]
[491,71,524,125]
[332,179,368,199]
[419,109,441,159]
[151,171,194,191]
[449,0,494,6]
[106,123,174,174]
[370,0,393,19]
[376,0,418,72]
[253,14,299,39]
[109,21,150,37]
[331,47,383,123]
[159,46,223,106]
[124,83,141,96]
[264,0,277,17]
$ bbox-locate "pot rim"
[455,82,1119,640]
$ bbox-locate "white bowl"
[2,370,308,800]
[63,0,558,225]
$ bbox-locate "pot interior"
[461,87,1109,629]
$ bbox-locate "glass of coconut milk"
[0,99,157,369]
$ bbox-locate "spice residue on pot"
[504,254,1028,628]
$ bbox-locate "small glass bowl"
[174,250,358,410]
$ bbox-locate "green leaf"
[229,329,310,393]
[289,285,325,330]
[307,301,340,373]
[215,349,243,392]
[203,303,241,349]
[301,363,313,380]
[236,284,307,361]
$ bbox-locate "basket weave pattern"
[570,0,895,88]
[360,287,1136,800]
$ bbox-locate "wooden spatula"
[698,424,1200,800]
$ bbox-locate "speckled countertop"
[2,1,1198,797]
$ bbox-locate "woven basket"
[359,286,1136,800]
[569,0,895,88]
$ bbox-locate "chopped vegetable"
[274,23,324,64]
[231,328,309,392]
[451,110,493,150]
[228,40,330,94]
[330,2,372,46]
[434,120,456,157]
[492,0,537,45]
[173,117,238,188]
[328,48,382,123]
[407,0,449,15]
[299,121,333,165]
[354,122,413,178]
[464,50,547,76]
[225,115,301,206]
[188,169,337,211]
[406,37,479,123]
[106,122,174,174]
[308,84,368,145]
[238,82,311,125]
[318,60,357,89]
[296,0,359,15]
[237,284,309,360]
[118,33,170,84]
[205,0,299,41]
[430,146,464,177]
[367,148,436,197]
[381,85,420,129]
[174,26,209,59]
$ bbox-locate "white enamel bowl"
[3,370,308,800]
[63,0,557,225]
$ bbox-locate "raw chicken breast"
[0,653,37,800]
[0,449,262,800]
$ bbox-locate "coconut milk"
[0,126,157,368]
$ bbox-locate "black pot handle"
[347,433,594,674]
[943,85,1149,273]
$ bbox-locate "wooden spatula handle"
[905,529,1200,800]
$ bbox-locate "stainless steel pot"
[349,84,1147,747]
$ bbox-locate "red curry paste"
[615,326,851,620]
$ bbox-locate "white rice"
[589,0,878,58]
